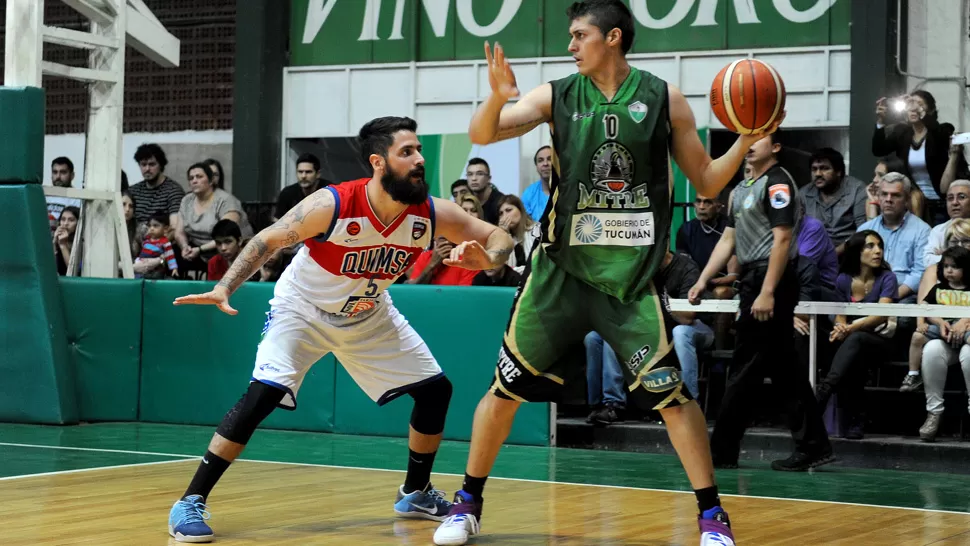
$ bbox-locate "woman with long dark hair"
[816,230,898,439]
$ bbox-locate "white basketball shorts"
[252,292,442,409]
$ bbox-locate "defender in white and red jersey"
[166,117,514,543]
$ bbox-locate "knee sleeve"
[408,375,453,435]
[216,381,286,445]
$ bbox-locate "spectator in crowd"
[121,191,141,260]
[203,158,226,190]
[664,251,714,399]
[497,194,539,272]
[258,250,285,283]
[121,170,129,193]
[466,157,504,224]
[407,237,477,286]
[521,145,553,221]
[857,173,930,308]
[207,219,246,282]
[53,206,80,276]
[915,180,970,313]
[128,143,185,226]
[585,331,624,425]
[941,142,970,196]
[816,230,898,439]
[918,245,970,441]
[676,192,739,299]
[796,210,838,292]
[46,157,82,232]
[134,211,179,279]
[175,163,253,269]
[873,91,965,224]
[274,153,331,221]
[459,194,485,220]
[869,155,922,220]
[472,264,522,287]
[451,179,471,202]
[799,147,868,256]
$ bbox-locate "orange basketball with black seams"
[710,59,786,135]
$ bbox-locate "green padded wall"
[332,285,550,446]
[0,185,77,423]
[139,281,336,432]
[59,278,143,421]
[0,87,45,184]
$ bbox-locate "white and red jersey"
[275,178,435,316]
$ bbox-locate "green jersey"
[542,68,672,303]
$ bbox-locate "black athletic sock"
[695,486,721,515]
[183,451,232,501]
[461,474,488,502]
[403,449,438,494]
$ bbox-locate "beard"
[381,166,429,205]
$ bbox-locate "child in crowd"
[135,211,178,279]
[207,219,243,281]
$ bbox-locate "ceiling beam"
[43,25,120,49]
[42,60,119,83]
[60,0,113,26]
[125,4,180,68]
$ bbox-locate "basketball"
[710,59,786,135]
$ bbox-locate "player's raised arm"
[469,42,552,145]
[173,189,337,314]
[432,197,514,271]
[669,84,783,197]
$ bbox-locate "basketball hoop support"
[3,0,180,278]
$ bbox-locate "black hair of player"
[212,219,242,241]
[134,143,168,169]
[567,0,635,54]
[296,153,321,171]
[359,116,419,163]
[810,147,845,177]
[149,210,171,227]
[533,145,551,164]
[939,246,970,284]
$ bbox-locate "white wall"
[43,130,233,190]
[905,0,970,133]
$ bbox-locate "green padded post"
[0,184,78,423]
[0,87,45,184]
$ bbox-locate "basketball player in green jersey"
[434,2,781,545]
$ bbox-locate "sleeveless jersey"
[543,68,672,303]
[275,178,435,315]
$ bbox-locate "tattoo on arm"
[494,116,545,141]
[485,228,515,266]
[216,236,270,294]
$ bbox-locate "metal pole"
[809,314,818,389]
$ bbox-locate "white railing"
[667,300,970,388]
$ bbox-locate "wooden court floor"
[2,423,970,545]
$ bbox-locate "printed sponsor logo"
[258,363,281,373]
[497,347,522,384]
[570,212,654,247]
[572,111,595,121]
[640,366,682,393]
[340,246,414,278]
[412,220,427,240]
[768,183,791,209]
[340,296,379,315]
[626,345,652,374]
[347,221,361,236]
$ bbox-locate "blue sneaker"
[394,483,452,521]
[168,494,214,543]
[698,506,735,546]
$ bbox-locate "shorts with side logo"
[253,291,443,410]
[490,246,691,410]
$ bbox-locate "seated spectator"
[203,158,226,189]
[918,247,970,441]
[796,211,838,291]
[521,145,552,221]
[459,194,485,220]
[466,158,504,224]
[122,191,141,260]
[53,206,80,276]
[451,179,471,202]
[585,331,624,425]
[663,251,714,399]
[274,153,331,221]
[941,142,970,195]
[134,211,179,279]
[816,230,899,439]
[497,195,539,272]
[857,173,930,312]
[868,155,922,220]
[921,181,970,274]
[128,143,185,227]
[872,90,966,224]
[46,157,81,232]
[473,264,521,287]
[175,163,253,269]
[207,219,245,282]
[799,147,868,256]
[407,237,477,286]
[258,250,285,283]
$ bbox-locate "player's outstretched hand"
[444,240,494,271]
[173,285,238,316]
[484,41,519,100]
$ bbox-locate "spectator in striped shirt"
[134,211,179,279]
[128,144,185,228]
